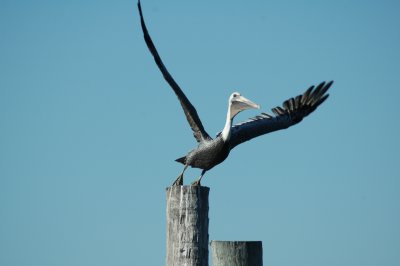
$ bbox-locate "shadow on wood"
[166,186,209,266]
[211,241,263,266]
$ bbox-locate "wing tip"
[137,0,142,13]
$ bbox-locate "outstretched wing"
[138,1,211,142]
[228,81,333,149]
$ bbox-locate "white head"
[228,92,260,119]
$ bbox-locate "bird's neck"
[221,103,233,142]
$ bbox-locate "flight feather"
[138,1,211,142]
[228,81,333,149]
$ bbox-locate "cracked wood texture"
[166,186,209,266]
[211,241,263,266]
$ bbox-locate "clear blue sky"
[1,0,399,265]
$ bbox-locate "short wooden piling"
[211,241,263,266]
[166,186,210,266]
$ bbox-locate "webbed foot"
[191,169,206,186]
[172,174,183,186]
[191,179,201,186]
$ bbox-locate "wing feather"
[138,1,211,142]
[228,81,333,150]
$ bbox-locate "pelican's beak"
[235,95,260,110]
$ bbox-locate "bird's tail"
[175,156,186,165]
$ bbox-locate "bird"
[138,1,333,186]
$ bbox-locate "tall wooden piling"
[211,241,263,266]
[166,186,209,266]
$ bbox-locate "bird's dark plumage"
[138,0,333,186]
[138,1,211,143]
[227,81,333,149]
[175,137,230,170]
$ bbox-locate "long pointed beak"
[236,95,260,110]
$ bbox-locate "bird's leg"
[191,170,207,186]
[172,165,188,186]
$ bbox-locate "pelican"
[138,1,333,186]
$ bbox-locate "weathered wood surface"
[211,241,263,266]
[166,186,209,266]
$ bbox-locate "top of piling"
[165,185,210,192]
